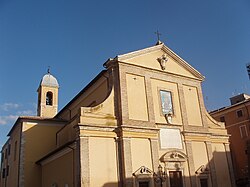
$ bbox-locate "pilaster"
[112,64,123,126]
[205,142,218,187]
[177,83,188,127]
[75,138,80,187]
[119,64,129,123]
[185,141,197,187]
[145,75,155,123]
[79,136,90,187]
[149,138,159,172]
[196,85,208,129]
[18,132,25,187]
[224,143,236,187]
[121,137,133,187]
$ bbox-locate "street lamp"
[154,165,167,187]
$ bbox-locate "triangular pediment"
[132,166,154,177]
[112,43,204,81]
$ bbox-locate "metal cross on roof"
[47,66,51,74]
[155,30,161,42]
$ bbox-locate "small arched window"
[46,92,53,106]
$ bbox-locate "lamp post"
[154,165,167,187]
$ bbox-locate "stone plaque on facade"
[160,128,182,149]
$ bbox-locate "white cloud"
[0,115,18,125]
[17,110,36,116]
[0,103,19,111]
[0,102,36,125]
[0,118,6,125]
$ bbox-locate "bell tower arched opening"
[46,91,53,106]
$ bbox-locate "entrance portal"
[169,171,183,187]
[138,181,150,187]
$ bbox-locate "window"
[14,141,17,161]
[200,178,208,187]
[220,116,225,122]
[8,144,11,156]
[2,168,5,178]
[5,149,7,159]
[160,90,173,115]
[237,110,243,118]
[1,152,3,163]
[6,165,9,176]
[46,92,53,105]
[240,125,248,138]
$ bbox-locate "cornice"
[161,45,204,81]
[183,130,229,140]
[103,43,205,81]
[117,125,159,132]
[110,43,205,81]
[210,99,250,115]
[77,123,117,132]
[118,61,203,82]
[116,44,164,61]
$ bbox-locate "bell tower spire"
[37,69,59,118]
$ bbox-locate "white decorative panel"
[160,128,182,149]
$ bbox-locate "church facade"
[0,43,235,187]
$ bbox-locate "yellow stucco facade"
[0,43,235,187]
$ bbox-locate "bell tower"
[37,69,59,118]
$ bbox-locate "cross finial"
[47,66,51,74]
[155,30,161,42]
[155,30,163,45]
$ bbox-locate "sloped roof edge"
[7,116,66,136]
[113,43,204,81]
[55,70,107,118]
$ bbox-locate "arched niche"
[46,91,53,106]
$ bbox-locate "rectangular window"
[14,141,17,161]
[2,168,5,178]
[220,116,225,122]
[240,125,248,138]
[160,90,173,115]
[8,144,11,156]
[1,152,3,163]
[237,110,243,118]
[6,165,9,176]
[5,149,7,159]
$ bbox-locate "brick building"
[210,93,250,186]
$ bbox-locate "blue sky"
[0,0,250,146]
